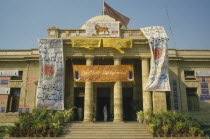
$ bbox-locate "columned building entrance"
[66,57,150,122]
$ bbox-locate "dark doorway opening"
[74,87,84,121]
[123,87,134,121]
[7,88,21,112]
[97,88,110,121]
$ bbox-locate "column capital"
[85,55,94,65]
[85,55,94,60]
[113,56,122,65]
[113,56,122,61]
[141,56,150,60]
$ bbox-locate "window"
[186,88,199,112]
[184,71,196,80]
[7,88,21,112]
[11,71,23,80]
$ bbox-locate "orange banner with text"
[73,65,134,82]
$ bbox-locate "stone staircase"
[0,113,18,126]
[61,122,152,139]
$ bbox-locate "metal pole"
[103,0,105,16]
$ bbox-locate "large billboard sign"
[85,21,119,37]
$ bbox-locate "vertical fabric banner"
[140,26,170,91]
[36,39,64,110]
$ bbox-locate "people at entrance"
[77,107,83,121]
[103,105,107,122]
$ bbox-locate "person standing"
[77,107,83,121]
[103,105,107,122]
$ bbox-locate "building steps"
[0,113,18,126]
[61,122,152,139]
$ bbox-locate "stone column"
[83,56,94,122]
[69,59,75,107]
[153,91,167,112]
[141,57,152,111]
[113,56,123,123]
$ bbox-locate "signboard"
[195,70,210,76]
[72,39,101,50]
[36,39,64,110]
[103,39,132,53]
[0,87,10,94]
[0,77,9,85]
[86,21,119,37]
[73,65,134,82]
[0,70,18,76]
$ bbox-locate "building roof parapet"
[168,49,210,61]
[47,26,147,40]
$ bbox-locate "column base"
[113,119,124,123]
[83,119,93,123]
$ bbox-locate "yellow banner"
[72,39,101,50]
[103,39,132,53]
[73,65,134,82]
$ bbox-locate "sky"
[0,0,210,50]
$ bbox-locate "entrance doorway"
[97,88,110,121]
[74,87,84,121]
[123,88,134,121]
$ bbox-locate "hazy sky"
[0,0,209,50]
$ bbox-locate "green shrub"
[136,111,144,123]
[5,108,74,137]
[136,110,203,137]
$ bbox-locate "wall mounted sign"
[172,79,179,110]
[0,77,8,85]
[0,87,10,94]
[73,65,134,82]
[86,21,119,37]
[0,70,18,76]
[195,70,210,76]
[198,76,210,101]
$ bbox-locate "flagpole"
[103,0,104,16]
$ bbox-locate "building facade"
[0,15,210,124]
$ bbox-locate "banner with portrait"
[36,39,64,110]
[73,65,134,82]
[140,26,170,91]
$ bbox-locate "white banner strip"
[140,26,170,91]
[195,70,210,76]
[0,87,10,94]
[0,70,18,76]
[36,39,64,110]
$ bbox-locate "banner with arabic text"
[36,39,64,110]
[140,26,170,91]
[103,39,132,53]
[73,65,134,82]
[72,39,101,50]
